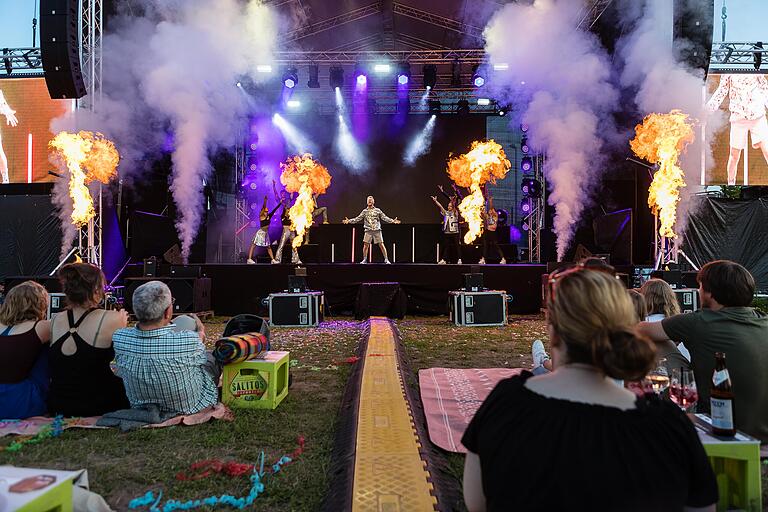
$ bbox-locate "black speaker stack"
[124,277,211,314]
[40,0,87,99]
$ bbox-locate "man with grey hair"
[113,281,220,415]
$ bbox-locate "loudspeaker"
[40,0,87,99]
[463,273,484,292]
[143,257,158,277]
[673,0,714,77]
[125,277,211,314]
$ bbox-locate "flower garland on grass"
[129,436,305,512]
[0,416,64,452]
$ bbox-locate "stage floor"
[126,262,547,316]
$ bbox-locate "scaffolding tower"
[77,0,104,265]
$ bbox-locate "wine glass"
[643,359,670,395]
[670,368,698,412]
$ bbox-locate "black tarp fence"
[682,197,768,291]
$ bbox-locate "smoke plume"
[484,0,619,260]
[52,0,278,261]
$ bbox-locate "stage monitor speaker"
[288,275,308,294]
[125,277,211,314]
[40,0,87,99]
[170,265,201,278]
[673,0,714,77]
[463,273,484,292]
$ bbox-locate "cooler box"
[449,290,508,326]
[268,291,324,327]
[222,351,290,410]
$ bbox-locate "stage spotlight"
[374,63,391,73]
[307,64,320,88]
[423,64,437,89]
[520,156,533,173]
[456,99,470,115]
[521,123,529,132]
[472,65,485,87]
[397,62,410,85]
[754,42,763,70]
[356,73,367,86]
[451,59,461,86]
[477,98,491,106]
[428,99,441,114]
[519,197,533,215]
[236,81,242,88]
[498,105,510,116]
[493,63,509,71]
[521,176,542,197]
[521,220,530,232]
[329,66,344,90]
[283,67,298,89]
[256,64,272,73]
[286,99,301,109]
[521,136,530,154]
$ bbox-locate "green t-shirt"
[662,307,768,442]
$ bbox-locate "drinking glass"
[670,368,698,412]
[643,359,670,395]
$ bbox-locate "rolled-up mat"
[213,333,270,364]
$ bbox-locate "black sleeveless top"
[0,323,42,383]
[281,207,291,226]
[48,309,129,416]
[462,372,718,511]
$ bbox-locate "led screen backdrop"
[705,73,768,185]
[0,78,71,183]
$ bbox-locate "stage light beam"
[403,115,437,166]
[272,113,317,155]
[335,115,368,173]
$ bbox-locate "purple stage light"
[398,74,409,85]
[473,75,485,87]
[356,74,367,86]
[284,77,296,88]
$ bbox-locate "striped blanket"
[213,333,270,364]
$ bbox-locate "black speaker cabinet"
[40,0,87,99]
[673,0,714,77]
[125,277,211,314]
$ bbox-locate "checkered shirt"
[113,325,217,415]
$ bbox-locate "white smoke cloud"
[403,115,437,166]
[52,0,279,261]
[617,0,727,236]
[484,0,618,260]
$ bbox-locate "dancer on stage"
[0,89,19,184]
[343,195,400,264]
[479,193,506,264]
[431,195,462,264]
[272,179,301,265]
[312,193,328,225]
[246,196,281,264]
[707,74,768,185]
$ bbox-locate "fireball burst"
[280,154,332,248]
[447,140,511,243]
[630,110,694,239]
[49,131,120,226]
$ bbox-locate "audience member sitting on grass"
[640,279,691,369]
[113,281,220,416]
[638,260,768,442]
[48,263,130,416]
[464,267,717,511]
[0,281,52,419]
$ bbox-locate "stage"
[124,262,547,317]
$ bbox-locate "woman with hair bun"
[48,263,129,416]
[462,268,717,511]
[0,281,51,418]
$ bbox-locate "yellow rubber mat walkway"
[352,317,437,512]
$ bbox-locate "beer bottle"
[710,352,735,437]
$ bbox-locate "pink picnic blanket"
[0,403,233,437]
[419,367,522,453]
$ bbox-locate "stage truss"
[523,155,545,264]
[77,0,104,266]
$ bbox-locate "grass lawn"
[1,314,766,510]
[0,318,363,511]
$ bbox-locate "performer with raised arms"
[246,196,281,264]
[431,194,462,264]
[343,195,400,264]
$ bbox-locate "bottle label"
[712,370,730,387]
[710,397,734,430]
